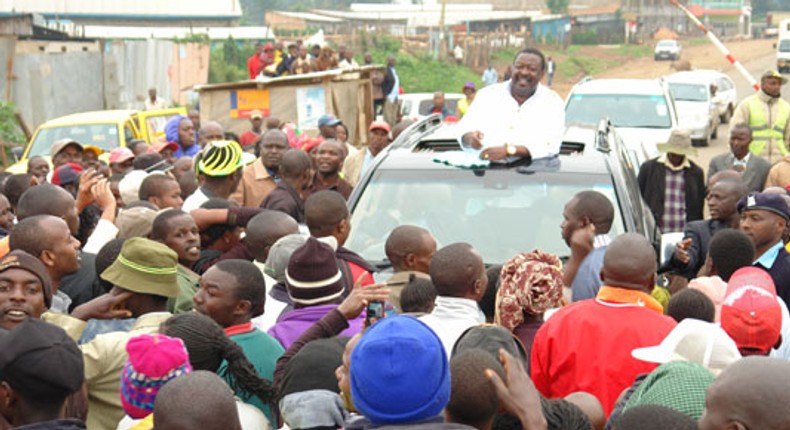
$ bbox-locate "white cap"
[631,318,741,373]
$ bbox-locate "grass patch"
[686,37,709,46]
[616,44,652,58]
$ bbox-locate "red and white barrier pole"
[668,0,760,92]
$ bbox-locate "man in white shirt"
[457,48,565,162]
[144,88,168,111]
[482,65,498,86]
[420,242,487,356]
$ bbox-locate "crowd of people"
[2,46,790,430]
[247,41,370,80]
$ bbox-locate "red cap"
[263,42,274,50]
[368,121,391,133]
[51,162,83,186]
[721,267,782,355]
[148,142,179,154]
[302,137,323,153]
[109,147,135,164]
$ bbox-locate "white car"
[399,93,464,120]
[655,39,682,61]
[564,77,679,167]
[666,71,720,147]
[681,69,738,123]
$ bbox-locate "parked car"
[399,93,464,120]
[704,70,737,123]
[564,77,679,167]
[665,71,720,147]
[7,108,186,174]
[346,115,659,272]
[655,39,682,61]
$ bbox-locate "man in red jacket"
[530,233,676,416]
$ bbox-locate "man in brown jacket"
[230,129,289,207]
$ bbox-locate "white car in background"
[684,69,738,123]
[655,39,682,61]
[665,71,720,147]
[564,77,679,167]
[399,93,464,120]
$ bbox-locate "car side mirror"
[10,147,24,162]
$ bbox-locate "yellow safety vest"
[748,96,790,157]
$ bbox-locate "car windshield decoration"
[668,83,708,102]
[565,94,671,128]
[29,124,120,157]
[347,168,625,264]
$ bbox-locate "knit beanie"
[120,334,192,419]
[285,236,343,305]
[350,316,450,425]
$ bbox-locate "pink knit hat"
[120,334,192,419]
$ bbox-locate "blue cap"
[350,316,450,425]
[317,114,341,127]
[738,192,790,220]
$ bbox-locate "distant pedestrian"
[457,82,476,118]
[546,56,556,88]
[381,56,400,125]
[145,88,168,111]
[453,44,464,65]
[482,64,498,86]
[239,110,265,149]
[638,129,705,233]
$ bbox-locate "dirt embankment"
[551,38,776,98]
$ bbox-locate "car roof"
[379,123,610,175]
[665,71,718,84]
[570,78,665,96]
[40,110,138,127]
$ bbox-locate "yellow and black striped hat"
[197,140,246,177]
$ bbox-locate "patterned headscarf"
[495,250,565,331]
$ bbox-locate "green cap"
[100,237,179,298]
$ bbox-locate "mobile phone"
[367,301,385,321]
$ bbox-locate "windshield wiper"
[370,259,392,270]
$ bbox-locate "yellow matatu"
[6,108,187,173]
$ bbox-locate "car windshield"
[28,124,121,157]
[657,40,677,47]
[565,94,672,128]
[669,83,708,102]
[346,167,625,265]
[418,99,460,116]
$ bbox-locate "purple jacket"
[268,304,365,349]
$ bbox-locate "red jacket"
[530,289,676,416]
[247,55,263,79]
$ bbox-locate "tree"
[546,0,569,14]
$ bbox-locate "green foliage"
[0,101,26,148]
[546,0,570,14]
[208,38,256,83]
[616,44,652,57]
[170,33,210,44]
[571,30,599,45]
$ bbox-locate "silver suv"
[564,77,679,167]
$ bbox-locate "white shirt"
[339,58,359,70]
[420,296,485,358]
[181,188,210,213]
[251,260,289,332]
[144,97,168,111]
[455,81,565,159]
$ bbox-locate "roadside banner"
[296,86,326,131]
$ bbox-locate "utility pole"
[439,0,447,61]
